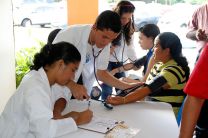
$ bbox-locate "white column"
[0,0,16,113]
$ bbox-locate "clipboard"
[78,116,123,134]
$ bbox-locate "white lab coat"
[53,24,110,94]
[0,68,77,138]
[109,34,137,62]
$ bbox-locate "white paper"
[78,116,120,134]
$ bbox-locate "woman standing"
[101,0,137,100]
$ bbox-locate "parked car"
[13,3,67,27]
[157,3,198,32]
[157,4,200,49]
[132,2,161,31]
[134,11,160,31]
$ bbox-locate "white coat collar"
[38,67,51,89]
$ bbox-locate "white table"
[60,100,179,138]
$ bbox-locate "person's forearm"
[142,56,155,82]
[179,95,205,138]
[122,63,134,71]
[186,30,197,41]
[65,80,89,100]
[66,80,76,90]
[125,87,150,103]
[53,98,67,119]
[97,70,130,90]
[116,63,134,73]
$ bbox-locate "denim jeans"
[101,61,125,100]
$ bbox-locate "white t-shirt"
[0,68,77,138]
[53,24,110,93]
[109,33,137,63]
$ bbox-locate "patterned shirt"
[146,59,187,115]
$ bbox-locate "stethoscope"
[111,31,135,71]
[92,47,114,110]
[92,47,103,88]
[111,32,127,63]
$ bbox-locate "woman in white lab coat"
[0,42,93,138]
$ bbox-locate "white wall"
[0,0,16,113]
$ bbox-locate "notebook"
[78,116,123,134]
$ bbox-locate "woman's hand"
[54,109,93,125]
[75,109,93,125]
[61,111,80,119]
[106,96,124,105]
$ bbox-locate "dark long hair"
[158,32,190,80]
[113,0,135,45]
[30,42,81,71]
[47,29,61,44]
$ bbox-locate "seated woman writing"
[0,42,93,138]
[106,32,190,116]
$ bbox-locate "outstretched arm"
[107,75,168,105]
[106,86,151,105]
[110,55,147,76]
[97,70,139,90]
[110,63,135,75]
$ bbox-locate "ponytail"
[31,44,52,70]
[173,56,190,81]
[30,42,81,71]
[158,32,190,80]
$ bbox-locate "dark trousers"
[101,61,125,100]
[195,126,208,138]
[195,100,208,138]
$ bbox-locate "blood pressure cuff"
[116,76,167,97]
[146,75,167,94]
[133,56,147,68]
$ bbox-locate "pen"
[88,100,91,109]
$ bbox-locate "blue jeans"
[101,62,125,100]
